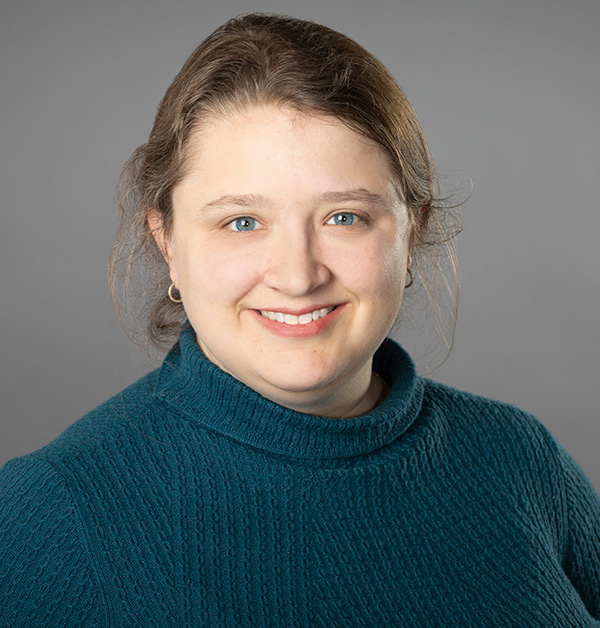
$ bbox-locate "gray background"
[1,0,599,490]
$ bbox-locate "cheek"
[175,242,261,303]
[336,234,407,296]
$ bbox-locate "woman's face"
[151,104,411,416]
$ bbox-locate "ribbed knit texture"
[1,327,599,626]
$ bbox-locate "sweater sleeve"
[0,455,106,627]
[556,444,600,619]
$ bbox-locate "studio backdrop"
[1,0,599,490]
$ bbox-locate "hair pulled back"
[110,13,461,356]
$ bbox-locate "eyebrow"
[317,189,388,207]
[199,189,389,213]
[200,193,271,212]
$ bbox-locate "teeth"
[260,306,335,325]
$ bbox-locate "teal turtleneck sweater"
[1,327,599,626]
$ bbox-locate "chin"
[253,358,350,397]
[265,376,333,396]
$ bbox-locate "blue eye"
[229,217,259,232]
[327,212,358,226]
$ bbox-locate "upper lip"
[253,304,340,316]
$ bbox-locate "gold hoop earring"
[405,268,414,289]
[168,283,183,303]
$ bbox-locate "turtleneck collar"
[155,327,423,460]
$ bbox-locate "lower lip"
[250,305,344,338]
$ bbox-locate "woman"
[1,13,599,627]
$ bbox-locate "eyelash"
[325,212,364,227]
[224,211,367,232]
[226,216,262,232]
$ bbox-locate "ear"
[147,209,178,286]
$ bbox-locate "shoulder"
[65,366,162,434]
[421,377,553,448]
[36,367,164,463]
[418,378,569,499]
[0,367,168,510]
[0,368,170,623]
[0,363,160,483]
[380,339,552,455]
[419,378,599,527]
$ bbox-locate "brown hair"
[110,13,462,358]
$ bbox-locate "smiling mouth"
[258,306,337,326]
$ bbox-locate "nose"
[262,227,331,296]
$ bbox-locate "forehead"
[178,105,400,202]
